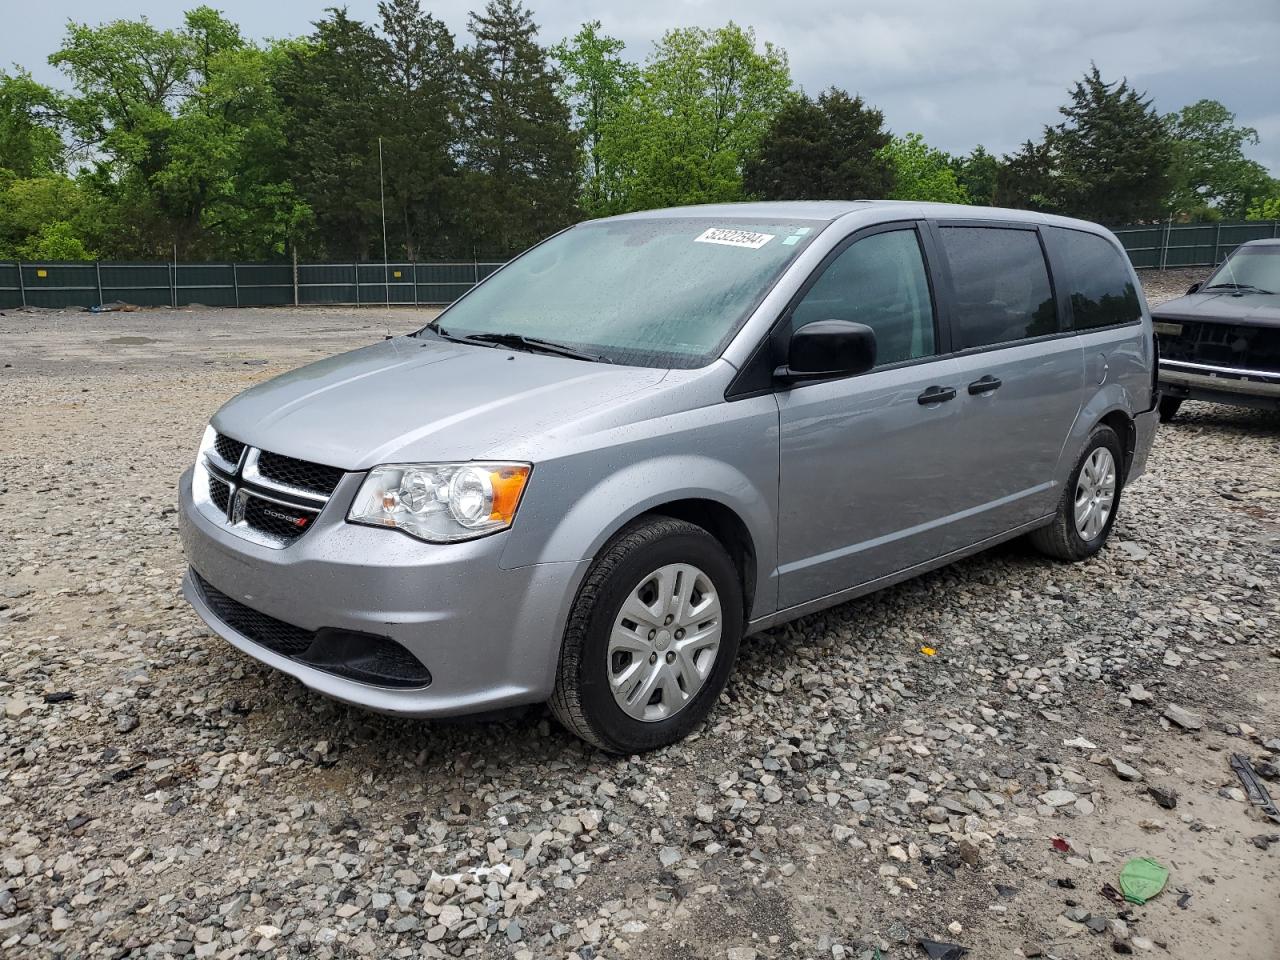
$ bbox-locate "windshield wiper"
[420,321,470,343]
[459,332,613,363]
[1204,282,1274,294]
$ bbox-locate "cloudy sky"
[5,0,1280,174]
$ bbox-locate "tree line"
[1,1,1276,263]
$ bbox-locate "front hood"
[1152,292,1280,328]
[212,336,669,469]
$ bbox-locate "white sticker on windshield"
[694,227,775,249]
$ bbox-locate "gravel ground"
[2,269,1279,960]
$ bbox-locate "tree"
[1045,65,1171,224]
[276,11,386,259]
[551,21,637,216]
[0,172,96,259]
[996,138,1056,211]
[1167,99,1272,220]
[49,7,303,258]
[460,0,579,257]
[598,23,792,212]
[1246,184,1280,221]
[374,0,461,259]
[880,133,968,204]
[0,71,65,178]
[949,145,998,206]
[743,88,893,201]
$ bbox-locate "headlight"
[348,462,531,542]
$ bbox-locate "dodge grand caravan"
[179,201,1159,753]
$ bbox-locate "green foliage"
[551,21,637,217]
[996,138,1056,211]
[48,7,304,258]
[275,12,385,259]
[999,66,1172,224]
[743,88,893,201]
[1246,188,1280,221]
[949,146,999,206]
[461,0,580,257]
[1167,99,1272,220]
[880,133,969,204]
[18,220,94,260]
[0,71,65,178]
[597,23,792,213]
[0,173,96,260]
[375,0,462,260]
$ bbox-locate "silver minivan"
[179,201,1159,752]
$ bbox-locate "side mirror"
[775,320,877,384]
[1186,282,1201,295]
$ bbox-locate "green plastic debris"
[1118,857,1169,904]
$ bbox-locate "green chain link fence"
[1111,219,1280,269]
[0,260,505,310]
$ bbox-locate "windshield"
[423,217,825,367]
[1205,244,1280,293]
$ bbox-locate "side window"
[937,226,1058,349]
[788,229,936,367]
[1049,227,1142,330]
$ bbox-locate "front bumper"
[1158,361,1280,410]
[178,468,588,717]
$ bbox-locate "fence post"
[232,263,240,307]
[354,262,360,305]
[95,261,103,305]
[1214,221,1222,264]
[412,260,418,306]
[1274,220,1278,239]
[292,247,299,306]
[1158,218,1171,271]
[16,260,25,308]
[172,244,178,307]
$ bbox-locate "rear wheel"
[1029,424,1123,562]
[1158,396,1183,422]
[550,516,743,753]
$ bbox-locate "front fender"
[500,453,778,620]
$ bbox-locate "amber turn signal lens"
[488,465,530,522]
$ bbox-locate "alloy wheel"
[1074,446,1116,541]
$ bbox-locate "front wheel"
[550,516,743,753]
[1029,424,1124,562]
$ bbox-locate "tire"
[550,516,744,753]
[1029,424,1124,562]
[1158,396,1183,422]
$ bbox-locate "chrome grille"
[196,433,345,548]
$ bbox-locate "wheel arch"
[629,498,759,623]
[1097,408,1136,482]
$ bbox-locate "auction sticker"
[694,227,775,249]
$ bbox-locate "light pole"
[379,136,390,305]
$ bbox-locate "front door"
[776,224,963,608]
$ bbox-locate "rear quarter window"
[1047,227,1142,330]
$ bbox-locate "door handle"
[917,385,957,405]
[967,375,1002,395]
